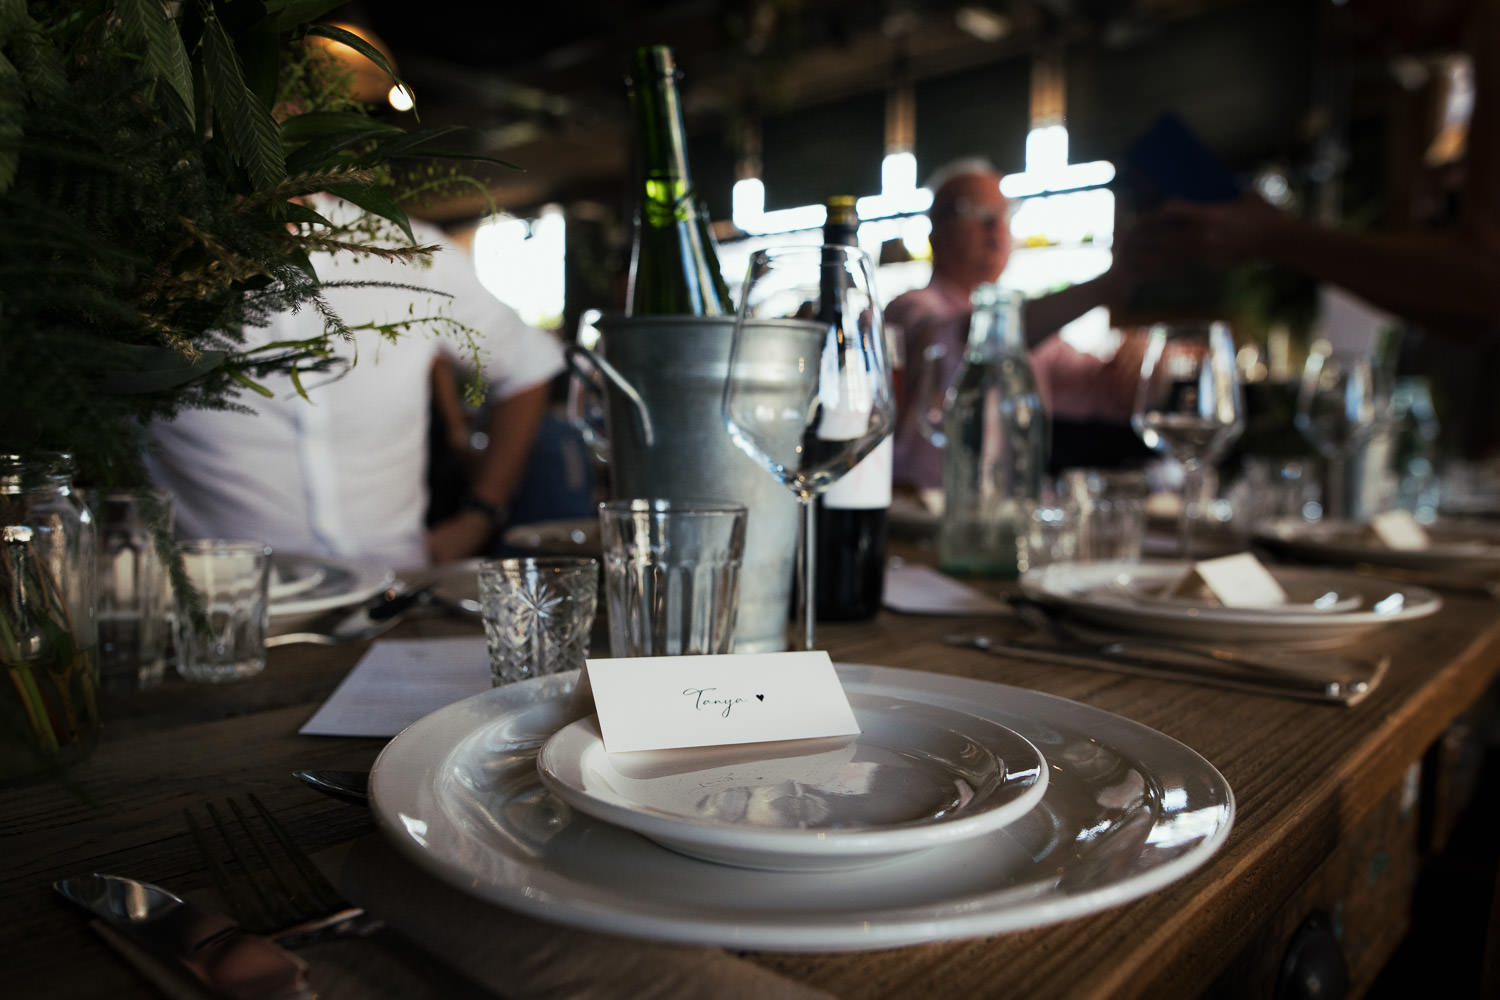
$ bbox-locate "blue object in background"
[1122,112,1242,204]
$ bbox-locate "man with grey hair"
[887,157,1147,490]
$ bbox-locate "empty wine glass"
[1295,347,1387,521]
[722,244,895,651]
[1132,320,1245,559]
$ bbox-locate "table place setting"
[367,661,1235,952]
[276,491,1243,960]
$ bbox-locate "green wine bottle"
[624,45,733,316]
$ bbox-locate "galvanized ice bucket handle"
[564,342,655,463]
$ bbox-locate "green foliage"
[0,0,504,487]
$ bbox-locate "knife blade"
[943,633,1384,705]
[55,873,313,1000]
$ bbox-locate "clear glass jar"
[0,453,99,784]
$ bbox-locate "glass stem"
[799,496,817,651]
[1179,461,1200,561]
[1326,455,1348,520]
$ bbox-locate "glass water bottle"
[937,285,1048,578]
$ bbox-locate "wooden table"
[4,552,1499,999]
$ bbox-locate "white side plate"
[536,693,1048,872]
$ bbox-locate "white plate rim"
[535,694,1050,865]
[267,554,393,618]
[267,553,328,601]
[368,663,1236,952]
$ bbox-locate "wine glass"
[1295,347,1387,521]
[1132,320,1245,560]
[721,244,895,651]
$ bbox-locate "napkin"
[883,562,1009,615]
[300,637,489,737]
[321,836,835,1000]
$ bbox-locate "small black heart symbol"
[755,694,765,701]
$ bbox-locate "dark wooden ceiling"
[341,0,1304,222]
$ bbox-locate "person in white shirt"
[147,204,565,569]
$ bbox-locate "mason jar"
[0,453,99,784]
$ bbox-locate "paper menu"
[585,651,861,754]
[300,637,489,738]
[883,563,1009,615]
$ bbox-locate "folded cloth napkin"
[321,835,835,1000]
[883,562,1009,615]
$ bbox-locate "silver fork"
[185,794,495,997]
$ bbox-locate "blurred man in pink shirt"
[885,159,1149,490]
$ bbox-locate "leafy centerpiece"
[0,0,500,782]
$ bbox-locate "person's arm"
[1154,196,1500,338]
[1150,0,1500,340]
[425,381,550,564]
[1020,272,1124,347]
[429,353,474,460]
[1019,219,1167,345]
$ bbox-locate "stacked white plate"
[267,553,393,625]
[369,663,1235,951]
[536,693,1049,872]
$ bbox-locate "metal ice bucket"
[568,315,799,653]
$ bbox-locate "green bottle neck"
[630,49,695,228]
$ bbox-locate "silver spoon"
[293,769,369,805]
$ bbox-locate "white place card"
[1369,509,1431,550]
[1170,552,1288,608]
[585,652,861,754]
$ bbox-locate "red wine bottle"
[814,195,890,622]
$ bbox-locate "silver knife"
[55,873,313,1000]
[944,633,1384,705]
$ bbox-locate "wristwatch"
[459,492,509,531]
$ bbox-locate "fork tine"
[184,804,273,932]
[209,799,302,931]
[246,793,346,915]
[225,798,315,927]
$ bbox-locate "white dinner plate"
[536,694,1048,872]
[369,663,1234,952]
[1253,517,1500,575]
[267,553,327,602]
[1022,559,1440,646]
[267,554,393,620]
